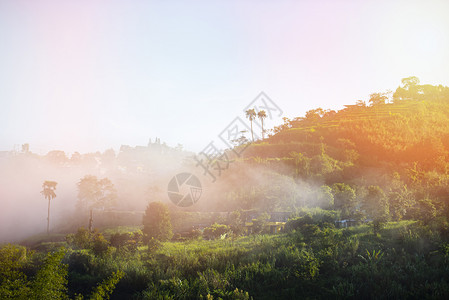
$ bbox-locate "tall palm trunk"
[250,120,254,142]
[261,119,264,140]
[89,209,93,232]
[41,180,57,235]
[47,198,51,234]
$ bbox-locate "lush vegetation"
[3,77,449,298]
[4,215,449,299]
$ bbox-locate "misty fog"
[0,139,333,243]
[0,141,195,242]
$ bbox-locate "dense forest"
[3,77,449,299]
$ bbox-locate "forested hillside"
[268,76,449,169]
[4,77,449,299]
[226,77,449,222]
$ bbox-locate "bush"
[285,214,314,232]
[0,244,31,298]
[110,233,129,248]
[92,233,110,256]
[67,228,92,250]
[143,202,173,242]
[147,237,161,254]
[31,248,68,300]
[203,224,231,240]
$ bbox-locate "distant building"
[117,138,187,172]
[335,219,357,228]
[244,211,292,234]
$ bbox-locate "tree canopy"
[142,202,173,242]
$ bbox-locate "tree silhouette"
[393,76,421,101]
[363,185,389,234]
[41,181,57,234]
[401,76,420,89]
[77,175,116,232]
[332,183,356,218]
[245,108,257,142]
[257,110,267,139]
[369,92,388,106]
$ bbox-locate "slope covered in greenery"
[230,77,449,221]
[4,77,449,299]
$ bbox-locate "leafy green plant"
[31,248,68,300]
[358,249,384,265]
[87,270,124,300]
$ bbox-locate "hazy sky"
[1,0,448,154]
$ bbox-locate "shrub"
[67,228,92,250]
[0,244,31,298]
[203,224,231,240]
[92,233,110,256]
[285,214,314,232]
[31,248,68,300]
[143,202,173,242]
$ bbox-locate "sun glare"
[381,2,449,79]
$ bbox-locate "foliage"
[77,175,116,212]
[313,185,334,209]
[30,248,68,300]
[332,183,356,217]
[388,184,415,221]
[110,231,142,253]
[10,217,449,298]
[411,198,437,224]
[142,202,173,242]
[0,244,30,298]
[285,213,313,232]
[91,232,110,256]
[227,210,245,236]
[66,228,110,256]
[41,180,57,234]
[363,185,389,233]
[203,223,231,240]
[245,108,257,142]
[67,227,92,250]
[6,77,449,299]
[87,271,124,300]
[251,213,270,234]
[147,237,161,253]
[258,110,267,140]
[77,175,117,232]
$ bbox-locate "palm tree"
[257,110,267,139]
[245,108,257,142]
[41,181,57,234]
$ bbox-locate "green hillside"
[4,77,449,299]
